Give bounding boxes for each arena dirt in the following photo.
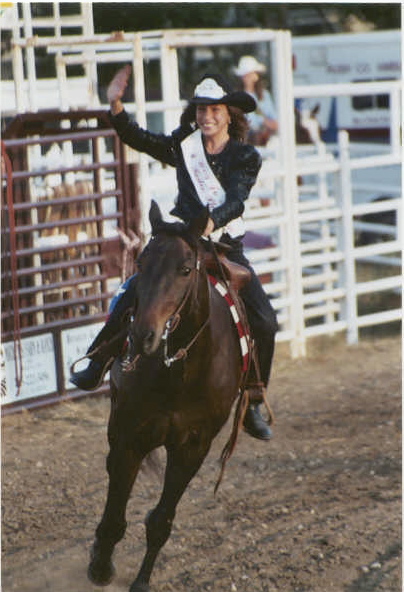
[2,332,401,592]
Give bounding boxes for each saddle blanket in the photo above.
[208,275,250,372]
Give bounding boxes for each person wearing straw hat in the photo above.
[234,55,278,146]
[70,65,278,441]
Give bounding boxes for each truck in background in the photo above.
[292,30,401,141]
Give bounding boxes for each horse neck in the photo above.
[188,262,210,324]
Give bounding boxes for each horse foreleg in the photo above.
[88,445,142,586]
[129,443,211,592]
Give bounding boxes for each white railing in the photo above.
[244,120,402,353]
[294,79,402,157]
[2,17,402,361]
[147,72,402,358]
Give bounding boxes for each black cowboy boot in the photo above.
[70,323,126,391]
[71,276,138,391]
[243,383,273,441]
[70,354,112,391]
[243,404,273,440]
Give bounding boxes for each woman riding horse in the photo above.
[71,65,278,441]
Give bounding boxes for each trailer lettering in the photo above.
[353,115,390,125]
[377,61,400,72]
[356,63,371,74]
[327,64,351,74]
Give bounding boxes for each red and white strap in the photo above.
[208,275,250,372]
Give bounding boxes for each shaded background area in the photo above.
[92,3,400,35]
[2,3,399,85]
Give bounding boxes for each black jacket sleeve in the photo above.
[210,144,262,230]
[108,109,178,166]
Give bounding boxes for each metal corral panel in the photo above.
[1,110,140,410]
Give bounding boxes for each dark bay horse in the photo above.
[88,201,250,592]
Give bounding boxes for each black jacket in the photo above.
[109,109,262,232]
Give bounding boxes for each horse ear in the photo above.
[311,104,320,117]
[149,200,163,234]
[188,206,210,239]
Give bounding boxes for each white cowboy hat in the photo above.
[234,55,266,77]
[189,74,256,113]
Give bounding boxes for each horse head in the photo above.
[128,201,209,357]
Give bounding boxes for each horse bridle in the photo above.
[162,236,236,367]
[161,254,211,367]
[124,247,210,372]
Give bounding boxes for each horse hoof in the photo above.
[88,560,115,587]
[87,546,116,586]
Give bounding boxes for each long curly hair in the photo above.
[180,103,249,143]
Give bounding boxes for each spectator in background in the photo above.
[234,55,278,146]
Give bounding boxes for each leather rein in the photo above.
[161,256,211,368]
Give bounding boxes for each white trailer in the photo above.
[292,30,401,139]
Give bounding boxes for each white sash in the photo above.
[181,129,245,239]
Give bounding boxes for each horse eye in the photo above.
[180,265,192,276]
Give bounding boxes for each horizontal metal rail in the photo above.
[1,313,108,341]
[10,160,120,181]
[1,255,105,279]
[2,235,119,259]
[2,274,108,298]
[3,128,116,147]
[2,189,122,211]
[1,291,114,318]
[8,211,122,234]
[294,79,402,98]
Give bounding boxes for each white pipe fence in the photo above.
[245,124,401,352]
[2,14,401,359]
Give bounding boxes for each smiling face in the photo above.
[196,103,231,140]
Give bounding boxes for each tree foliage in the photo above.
[92,2,400,34]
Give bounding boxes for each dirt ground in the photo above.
[1,332,401,592]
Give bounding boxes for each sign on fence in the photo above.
[1,334,58,405]
[61,323,105,391]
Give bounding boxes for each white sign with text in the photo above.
[1,334,58,405]
[61,323,105,391]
